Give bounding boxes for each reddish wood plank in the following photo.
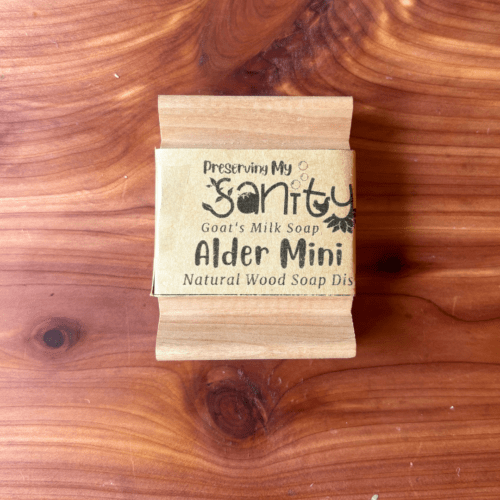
[1,0,499,498]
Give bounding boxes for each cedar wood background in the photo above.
[1,0,500,498]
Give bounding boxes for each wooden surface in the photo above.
[1,0,500,497]
[158,95,353,149]
[157,296,355,359]
[155,96,355,360]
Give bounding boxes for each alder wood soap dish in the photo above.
[152,96,356,360]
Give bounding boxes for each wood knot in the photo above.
[200,366,268,440]
[375,253,406,274]
[27,317,83,360]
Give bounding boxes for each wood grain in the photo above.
[1,0,500,498]
[155,95,355,360]
[158,95,353,149]
[157,296,355,360]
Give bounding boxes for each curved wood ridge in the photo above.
[1,0,499,498]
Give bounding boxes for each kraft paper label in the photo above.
[153,149,355,296]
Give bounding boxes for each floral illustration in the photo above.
[323,205,355,233]
[322,185,355,233]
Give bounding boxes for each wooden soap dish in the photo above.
[153,96,355,360]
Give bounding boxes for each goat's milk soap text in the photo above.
[154,149,354,296]
[152,95,356,360]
